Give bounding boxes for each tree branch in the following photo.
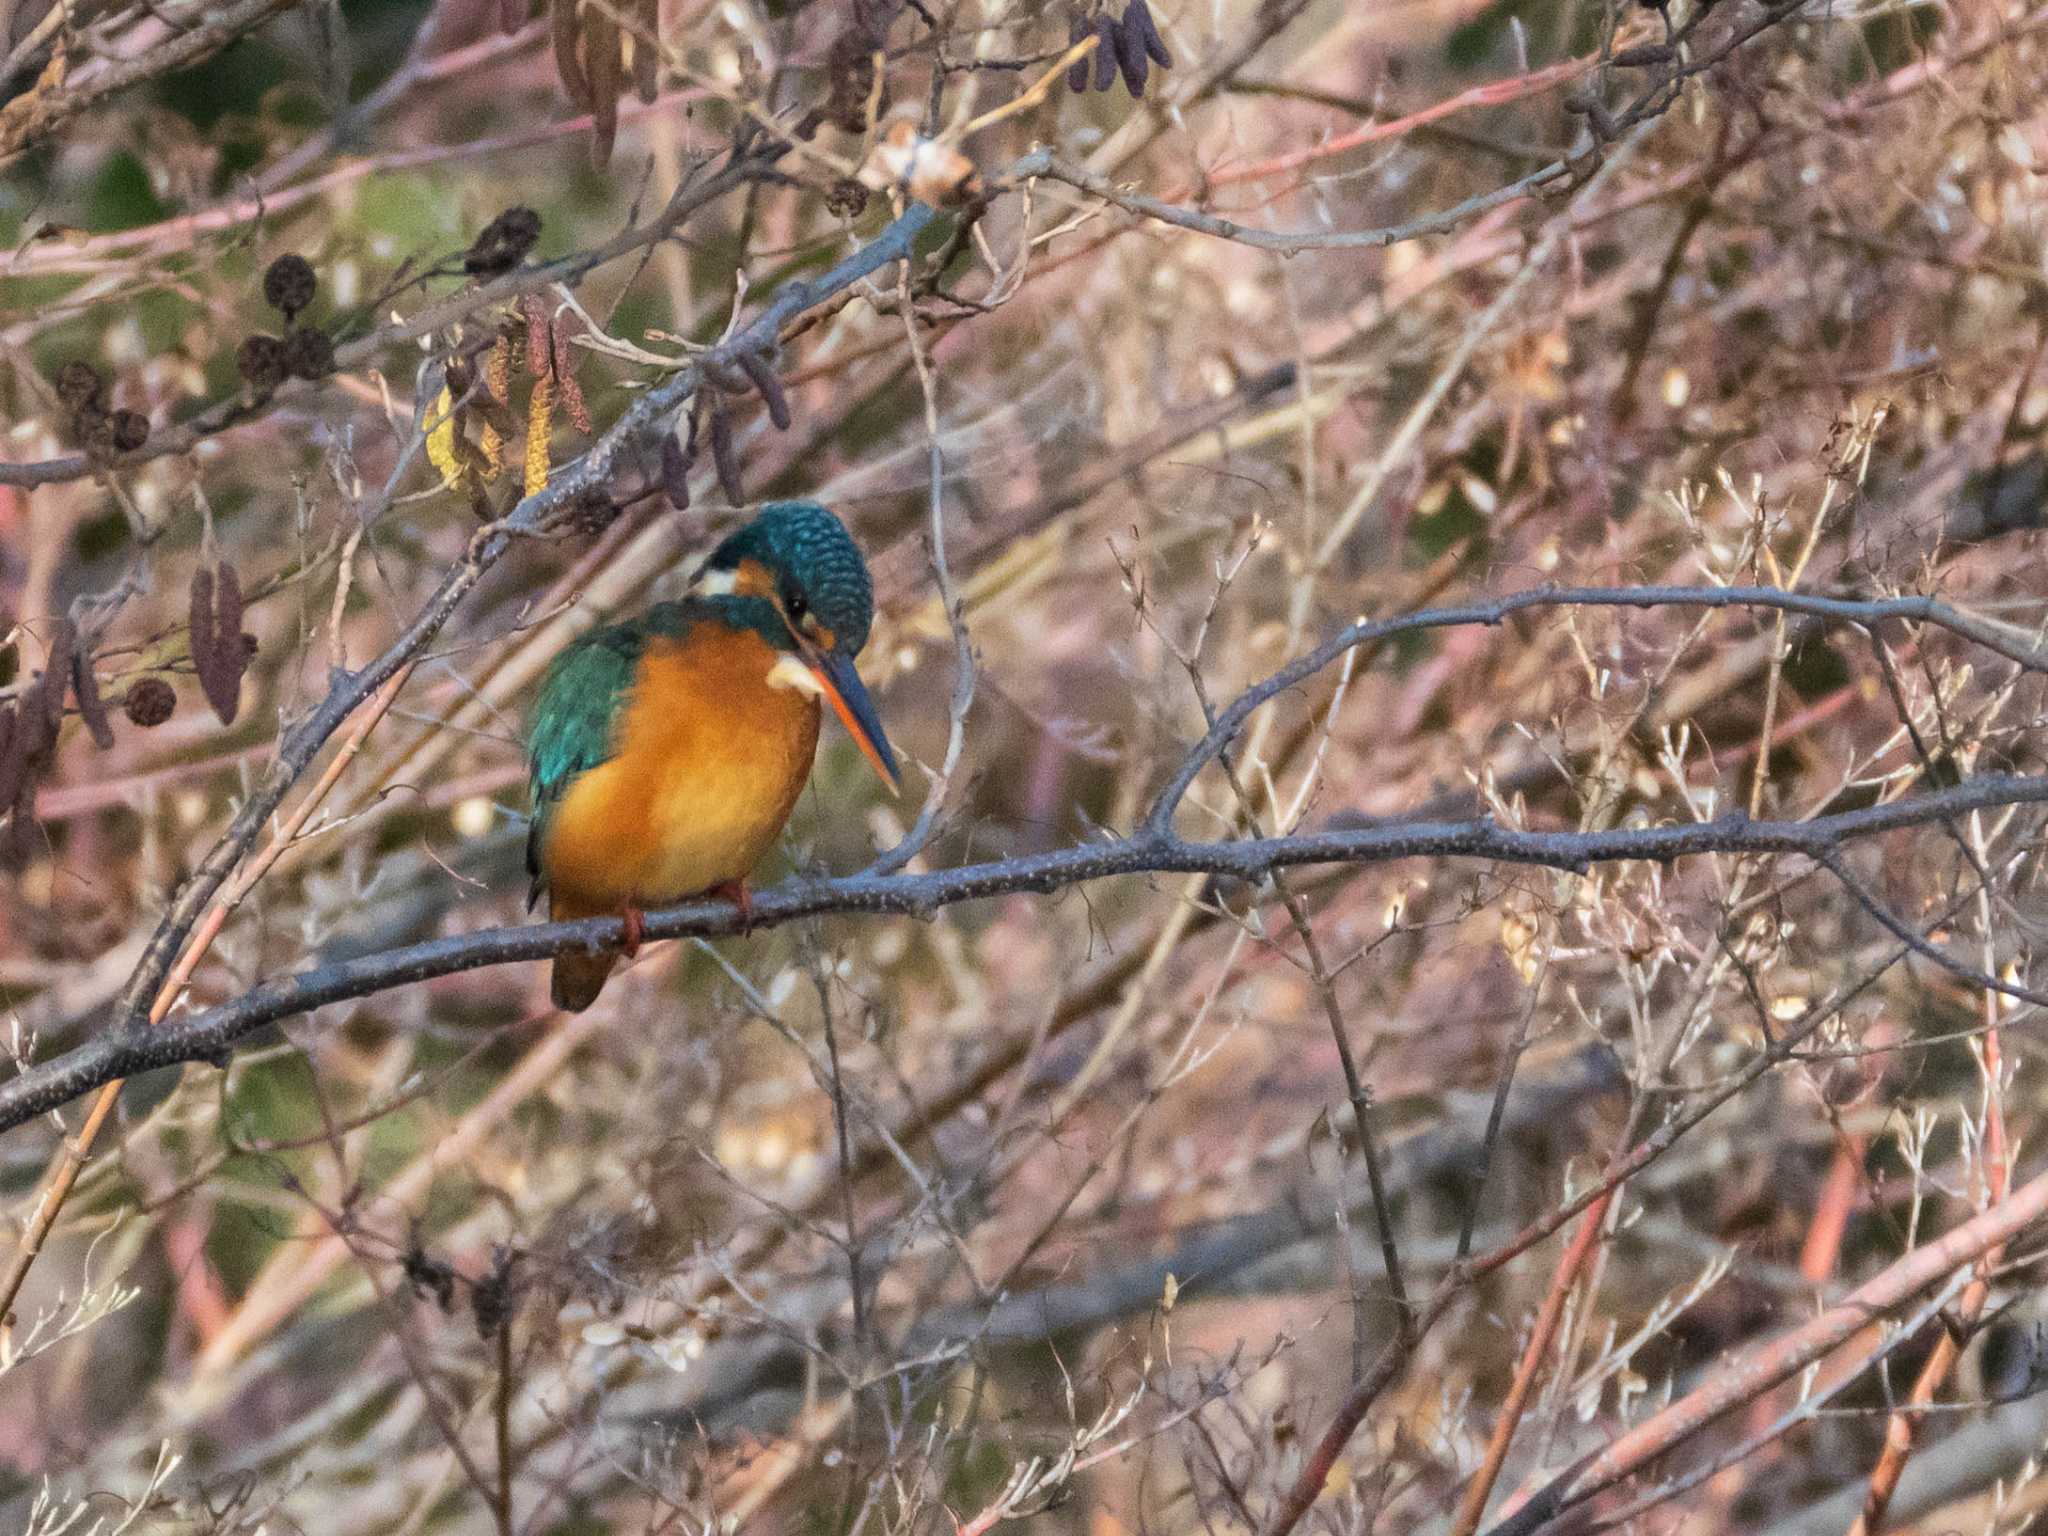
[41,196,939,1095]
[6,767,2048,1136]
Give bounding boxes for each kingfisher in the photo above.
[525,500,900,1011]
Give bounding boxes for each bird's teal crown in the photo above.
[703,500,875,655]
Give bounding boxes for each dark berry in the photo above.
[123,677,176,727]
[262,253,318,319]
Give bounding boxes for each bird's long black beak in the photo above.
[812,651,900,794]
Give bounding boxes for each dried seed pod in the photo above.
[708,402,742,504]
[109,410,150,452]
[523,294,552,378]
[190,564,248,725]
[123,677,176,727]
[660,432,692,510]
[215,565,244,672]
[1125,0,1172,66]
[1092,16,1120,92]
[189,564,215,687]
[631,0,658,102]
[464,207,543,276]
[38,620,74,739]
[55,359,104,411]
[735,350,791,431]
[282,327,336,381]
[1111,5,1149,95]
[262,253,318,320]
[1066,12,1092,91]
[553,314,591,432]
[6,772,36,864]
[551,0,591,107]
[586,6,622,167]
[237,333,290,393]
[71,646,114,749]
[0,705,19,809]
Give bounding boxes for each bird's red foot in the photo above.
[619,904,646,959]
[711,881,754,933]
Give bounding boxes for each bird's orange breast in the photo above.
[539,624,821,914]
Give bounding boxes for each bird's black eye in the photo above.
[786,592,808,621]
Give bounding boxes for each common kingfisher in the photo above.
[525,501,900,1011]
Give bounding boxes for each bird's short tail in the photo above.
[551,950,617,1013]
[547,892,617,1012]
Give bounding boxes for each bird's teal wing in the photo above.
[525,622,644,908]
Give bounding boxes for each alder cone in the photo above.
[123,678,176,727]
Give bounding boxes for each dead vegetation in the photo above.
[7,0,2048,1532]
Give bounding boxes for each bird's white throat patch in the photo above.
[765,653,826,697]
